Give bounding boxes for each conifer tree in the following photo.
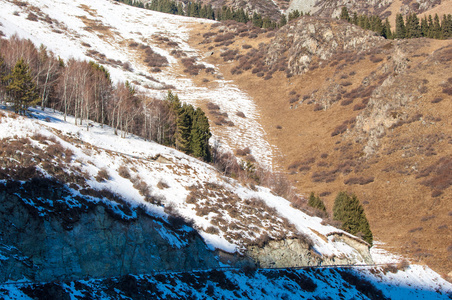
[421,16,429,37]
[252,12,263,28]
[190,107,211,161]
[406,13,421,38]
[308,192,326,212]
[395,14,406,39]
[175,104,193,152]
[279,14,287,27]
[442,14,452,39]
[288,10,300,22]
[3,58,39,114]
[352,12,358,25]
[340,7,350,22]
[382,18,392,39]
[433,14,442,39]
[333,192,373,245]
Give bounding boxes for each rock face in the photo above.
[247,234,372,268]
[0,180,221,282]
[0,179,373,282]
[265,17,384,76]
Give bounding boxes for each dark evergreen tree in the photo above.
[252,12,263,28]
[190,107,211,161]
[382,18,392,39]
[279,14,287,27]
[427,14,434,37]
[433,14,442,39]
[3,58,39,114]
[421,16,429,37]
[395,14,406,39]
[175,103,193,152]
[308,192,326,212]
[406,13,421,38]
[352,12,358,25]
[333,192,373,245]
[288,10,300,22]
[442,14,452,39]
[340,7,350,22]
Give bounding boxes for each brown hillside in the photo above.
[188,17,452,279]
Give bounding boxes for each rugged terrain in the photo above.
[190,16,452,278]
[0,0,451,298]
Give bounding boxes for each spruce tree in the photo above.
[340,7,350,22]
[175,104,193,152]
[3,58,39,114]
[395,14,406,39]
[190,108,211,161]
[279,14,287,27]
[333,191,373,245]
[382,18,392,39]
[421,16,429,37]
[308,192,326,212]
[433,14,442,39]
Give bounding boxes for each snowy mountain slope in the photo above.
[0,107,366,260]
[0,107,451,297]
[0,0,275,167]
[1,266,451,299]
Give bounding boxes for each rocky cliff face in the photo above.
[0,179,222,282]
[247,234,372,268]
[265,17,384,76]
[0,177,373,282]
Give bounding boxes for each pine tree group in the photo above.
[166,91,211,161]
[333,191,373,245]
[340,7,451,40]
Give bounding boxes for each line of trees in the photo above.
[0,35,212,161]
[340,7,452,40]
[117,0,280,29]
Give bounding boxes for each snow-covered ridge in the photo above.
[0,107,365,260]
[0,0,275,167]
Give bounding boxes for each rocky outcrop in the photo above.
[246,235,372,268]
[0,179,221,282]
[265,17,384,76]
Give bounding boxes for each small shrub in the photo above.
[205,226,219,234]
[313,104,323,111]
[118,165,130,179]
[431,97,442,103]
[236,111,246,118]
[96,168,110,182]
[340,99,353,106]
[207,102,220,111]
[26,12,38,21]
[331,123,348,136]
[235,147,251,156]
[344,176,374,185]
[157,180,169,189]
[397,259,410,271]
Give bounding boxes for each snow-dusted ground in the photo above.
[0,0,275,167]
[0,107,451,298]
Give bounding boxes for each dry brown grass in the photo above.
[187,22,452,276]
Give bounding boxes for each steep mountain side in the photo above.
[190,17,452,278]
[0,108,376,279]
[0,179,222,282]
